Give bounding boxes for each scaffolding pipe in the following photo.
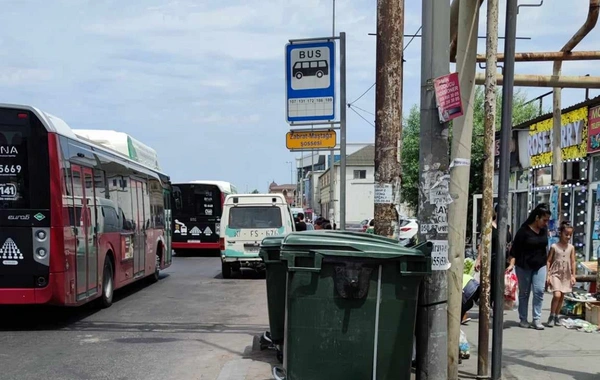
[552,0,599,194]
[476,50,600,62]
[474,73,600,88]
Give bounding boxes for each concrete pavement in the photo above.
[0,256,277,380]
[458,295,600,379]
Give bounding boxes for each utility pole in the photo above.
[478,0,499,376]
[492,0,518,378]
[447,1,479,377]
[374,0,403,238]
[415,0,450,379]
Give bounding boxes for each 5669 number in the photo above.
[0,165,22,174]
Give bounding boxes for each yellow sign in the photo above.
[528,106,588,167]
[286,130,337,150]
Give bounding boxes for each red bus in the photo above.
[171,181,237,252]
[0,104,172,307]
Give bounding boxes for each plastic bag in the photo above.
[459,329,470,359]
[504,268,519,311]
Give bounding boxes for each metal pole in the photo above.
[476,50,600,62]
[300,155,304,208]
[478,0,499,376]
[447,1,479,377]
[374,0,403,239]
[339,31,347,230]
[492,0,518,378]
[416,0,450,378]
[329,0,336,225]
[474,73,600,88]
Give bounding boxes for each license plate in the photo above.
[245,246,259,253]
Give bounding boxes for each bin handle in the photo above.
[399,257,432,276]
[286,252,323,273]
[272,366,286,380]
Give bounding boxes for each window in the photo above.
[101,205,120,233]
[318,61,327,68]
[353,170,367,179]
[229,206,283,229]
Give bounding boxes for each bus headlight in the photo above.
[36,230,47,241]
[36,248,48,258]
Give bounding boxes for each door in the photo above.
[83,167,98,295]
[71,165,87,298]
[131,179,146,275]
[71,165,98,299]
[163,188,172,265]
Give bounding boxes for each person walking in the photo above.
[510,203,551,330]
[546,220,576,327]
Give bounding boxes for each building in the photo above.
[268,181,295,206]
[471,95,600,262]
[294,143,373,209]
[318,145,376,224]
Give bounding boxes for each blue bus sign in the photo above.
[285,40,336,124]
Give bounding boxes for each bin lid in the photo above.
[281,230,432,259]
[260,235,286,249]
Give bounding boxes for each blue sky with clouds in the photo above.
[0,0,598,192]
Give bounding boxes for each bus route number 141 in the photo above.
[0,183,17,200]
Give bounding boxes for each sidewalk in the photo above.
[458,295,600,379]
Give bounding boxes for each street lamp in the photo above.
[285,161,294,185]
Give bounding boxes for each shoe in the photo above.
[519,320,530,328]
[531,320,545,330]
[546,315,554,327]
[554,316,561,327]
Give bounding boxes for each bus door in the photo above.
[163,188,173,265]
[131,179,146,276]
[71,165,98,299]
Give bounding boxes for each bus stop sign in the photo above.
[285,40,336,124]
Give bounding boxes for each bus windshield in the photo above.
[0,112,31,209]
[173,184,222,217]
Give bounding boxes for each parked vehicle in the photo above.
[219,194,295,278]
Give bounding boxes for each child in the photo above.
[546,221,577,327]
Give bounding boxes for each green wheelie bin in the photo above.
[272,230,432,380]
[258,235,287,359]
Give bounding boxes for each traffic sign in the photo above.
[286,130,337,150]
[285,40,336,124]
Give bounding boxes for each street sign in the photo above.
[433,72,463,123]
[286,130,337,150]
[285,40,336,124]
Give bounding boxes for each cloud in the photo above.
[0,0,598,191]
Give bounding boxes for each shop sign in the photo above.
[587,105,600,153]
[527,107,588,167]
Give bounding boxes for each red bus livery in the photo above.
[0,104,172,307]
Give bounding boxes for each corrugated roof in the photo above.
[513,95,600,130]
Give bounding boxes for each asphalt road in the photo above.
[0,254,277,380]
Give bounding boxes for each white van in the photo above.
[219,193,295,278]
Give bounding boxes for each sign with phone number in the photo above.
[430,240,451,271]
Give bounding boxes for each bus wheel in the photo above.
[222,261,233,279]
[101,257,114,308]
[316,70,324,78]
[150,249,161,283]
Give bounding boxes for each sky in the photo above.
[0,0,598,192]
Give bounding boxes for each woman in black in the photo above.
[510,203,551,330]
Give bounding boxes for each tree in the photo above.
[401,88,542,219]
[251,189,260,194]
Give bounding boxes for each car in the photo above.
[398,218,419,240]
